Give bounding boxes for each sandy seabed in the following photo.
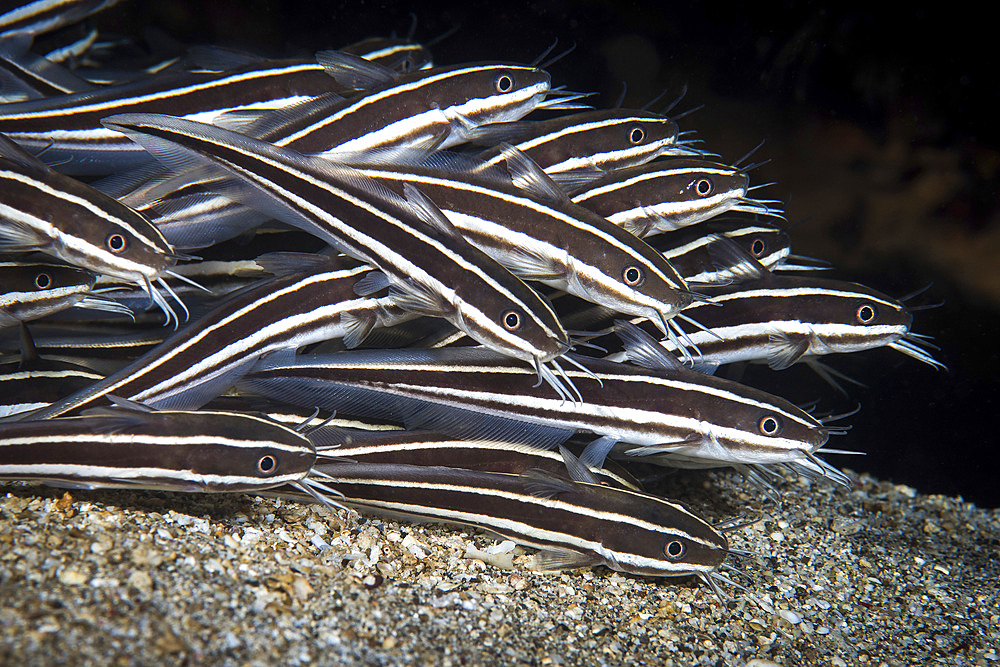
[1,469,997,666]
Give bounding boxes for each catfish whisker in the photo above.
[157,276,190,323]
[560,353,603,389]
[549,357,583,404]
[166,269,213,294]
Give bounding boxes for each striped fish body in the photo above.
[104,113,571,372]
[607,275,917,371]
[646,215,792,285]
[0,408,316,492]
[570,159,750,238]
[314,429,641,490]
[0,34,98,102]
[0,321,167,369]
[338,37,433,73]
[16,263,412,420]
[0,134,176,286]
[305,461,726,577]
[239,346,829,470]
[0,360,102,417]
[343,159,693,328]
[0,260,95,326]
[0,0,120,39]
[262,61,552,156]
[471,108,680,177]
[33,17,98,65]
[121,62,555,249]
[0,58,340,173]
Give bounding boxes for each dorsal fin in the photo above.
[315,49,397,90]
[497,143,571,205]
[351,270,390,296]
[521,468,575,499]
[400,183,464,240]
[558,445,600,485]
[705,234,769,283]
[0,132,52,173]
[614,320,684,373]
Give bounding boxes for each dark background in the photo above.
[74,2,999,506]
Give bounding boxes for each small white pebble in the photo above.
[485,540,517,555]
[127,570,153,594]
[816,626,831,635]
[241,528,262,546]
[778,609,801,625]
[769,531,784,542]
[57,569,87,586]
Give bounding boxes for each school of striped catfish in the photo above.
[0,0,944,593]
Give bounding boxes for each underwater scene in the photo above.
[0,1,996,665]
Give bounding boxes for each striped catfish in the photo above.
[237,329,832,476]
[604,274,945,374]
[0,134,188,326]
[12,260,415,420]
[0,55,345,173]
[119,57,575,249]
[261,53,575,156]
[340,149,697,334]
[0,407,316,493]
[288,461,728,578]
[104,114,578,400]
[645,215,794,285]
[468,108,680,179]
[570,159,777,238]
[0,260,130,326]
[308,429,641,490]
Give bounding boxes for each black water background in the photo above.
[88,2,999,507]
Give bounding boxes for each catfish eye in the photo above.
[257,455,277,475]
[107,233,127,253]
[34,272,51,289]
[664,540,686,560]
[495,74,513,93]
[856,303,877,324]
[502,309,522,331]
[629,127,645,144]
[694,178,713,197]
[750,238,766,257]
[622,265,644,287]
[758,415,782,436]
